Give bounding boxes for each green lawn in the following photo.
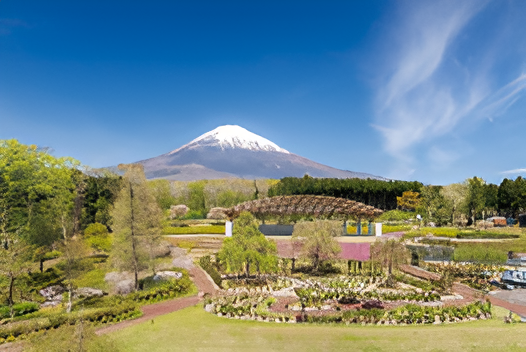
[109,305,526,352]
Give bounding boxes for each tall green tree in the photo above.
[147,179,176,211]
[111,164,163,290]
[416,186,452,226]
[0,233,33,316]
[466,177,486,224]
[440,183,468,226]
[81,171,122,229]
[0,140,78,246]
[498,177,526,217]
[218,212,277,276]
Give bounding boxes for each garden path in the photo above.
[96,265,216,335]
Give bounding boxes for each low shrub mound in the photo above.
[199,256,222,286]
[0,302,39,319]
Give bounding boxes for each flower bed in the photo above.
[220,276,294,291]
[204,292,491,325]
[203,273,492,326]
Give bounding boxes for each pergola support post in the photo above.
[356,220,362,235]
[225,220,233,237]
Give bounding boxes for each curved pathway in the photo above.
[96,266,216,335]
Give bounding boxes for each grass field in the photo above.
[109,305,526,351]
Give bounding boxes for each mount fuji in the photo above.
[137,125,385,181]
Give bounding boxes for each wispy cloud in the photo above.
[0,19,29,35]
[371,0,526,179]
[501,168,526,175]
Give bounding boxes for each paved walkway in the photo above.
[96,266,216,335]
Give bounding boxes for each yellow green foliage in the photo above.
[397,191,420,211]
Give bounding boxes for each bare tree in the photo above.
[371,239,409,282]
[292,220,341,271]
[111,164,163,290]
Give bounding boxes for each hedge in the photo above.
[0,303,39,319]
[199,256,222,286]
[0,303,140,343]
[304,301,492,325]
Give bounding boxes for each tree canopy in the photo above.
[218,212,277,276]
[268,175,422,210]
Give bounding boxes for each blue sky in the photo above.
[1,0,525,185]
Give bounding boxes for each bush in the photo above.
[84,223,109,237]
[85,234,113,252]
[182,210,207,220]
[84,223,112,252]
[199,256,222,286]
[22,267,64,291]
[0,302,39,319]
[378,210,415,222]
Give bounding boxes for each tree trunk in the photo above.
[291,258,296,272]
[245,262,250,277]
[129,182,139,291]
[8,274,15,317]
[66,286,73,313]
[40,258,44,273]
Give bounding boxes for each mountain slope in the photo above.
[137,125,386,181]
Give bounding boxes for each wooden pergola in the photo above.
[223,195,383,220]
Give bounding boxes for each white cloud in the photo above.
[501,168,526,175]
[372,0,526,176]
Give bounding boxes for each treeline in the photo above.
[0,140,121,250]
[268,176,422,210]
[416,176,526,226]
[149,178,278,217]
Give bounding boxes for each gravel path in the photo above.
[96,266,216,335]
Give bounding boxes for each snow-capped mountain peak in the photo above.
[170,125,290,154]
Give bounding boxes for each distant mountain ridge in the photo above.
[136,125,387,181]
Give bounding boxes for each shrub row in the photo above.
[304,301,492,325]
[294,287,440,307]
[0,303,140,343]
[0,302,39,319]
[127,277,193,304]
